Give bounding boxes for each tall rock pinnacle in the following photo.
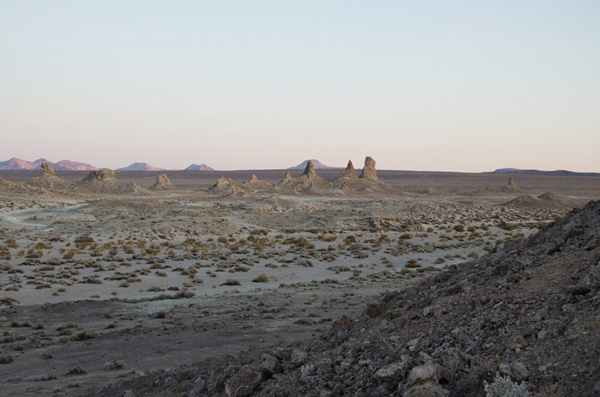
[302,160,317,179]
[359,156,378,180]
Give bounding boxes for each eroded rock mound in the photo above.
[208,175,242,196]
[504,192,586,210]
[338,160,358,179]
[359,156,378,180]
[77,168,147,195]
[241,175,273,192]
[39,161,56,177]
[152,174,172,190]
[508,176,517,188]
[83,168,116,182]
[281,169,292,183]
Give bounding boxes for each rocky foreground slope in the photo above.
[100,200,600,396]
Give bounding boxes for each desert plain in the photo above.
[0,159,598,396]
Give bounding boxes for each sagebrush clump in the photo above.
[484,373,531,397]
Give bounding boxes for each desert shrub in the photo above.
[323,236,337,242]
[252,274,269,283]
[70,331,93,341]
[217,236,228,244]
[434,257,445,264]
[153,311,167,319]
[104,359,125,371]
[66,364,86,375]
[40,351,53,360]
[404,259,419,268]
[484,373,530,397]
[343,235,356,244]
[5,238,18,248]
[454,224,465,232]
[297,259,313,267]
[222,279,241,286]
[105,322,117,329]
[0,353,13,364]
[400,233,413,240]
[33,323,44,330]
[12,343,25,351]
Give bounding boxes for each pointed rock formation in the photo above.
[281,169,292,183]
[242,175,273,192]
[152,174,172,189]
[508,177,517,189]
[338,160,358,179]
[302,160,317,179]
[39,161,56,177]
[82,168,116,182]
[359,156,378,180]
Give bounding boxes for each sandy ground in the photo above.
[0,171,597,395]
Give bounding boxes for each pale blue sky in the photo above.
[1,1,599,171]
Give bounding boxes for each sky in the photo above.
[1,1,599,171]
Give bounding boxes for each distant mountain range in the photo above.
[116,162,163,171]
[290,159,340,170]
[0,157,97,171]
[0,158,215,172]
[493,168,600,177]
[184,164,214,171]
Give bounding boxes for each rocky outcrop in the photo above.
[301,160,317,179]
[152,174,172,189]
[39,162,56,177]
[82,168,116,182]
[359,156,378,180]
[508,177,517,189]
[338,160,358,179]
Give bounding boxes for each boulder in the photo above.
[404,361,444,397]
[290,350,308,366]
[224,365,264,397]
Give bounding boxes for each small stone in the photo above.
[290,349,308,366]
